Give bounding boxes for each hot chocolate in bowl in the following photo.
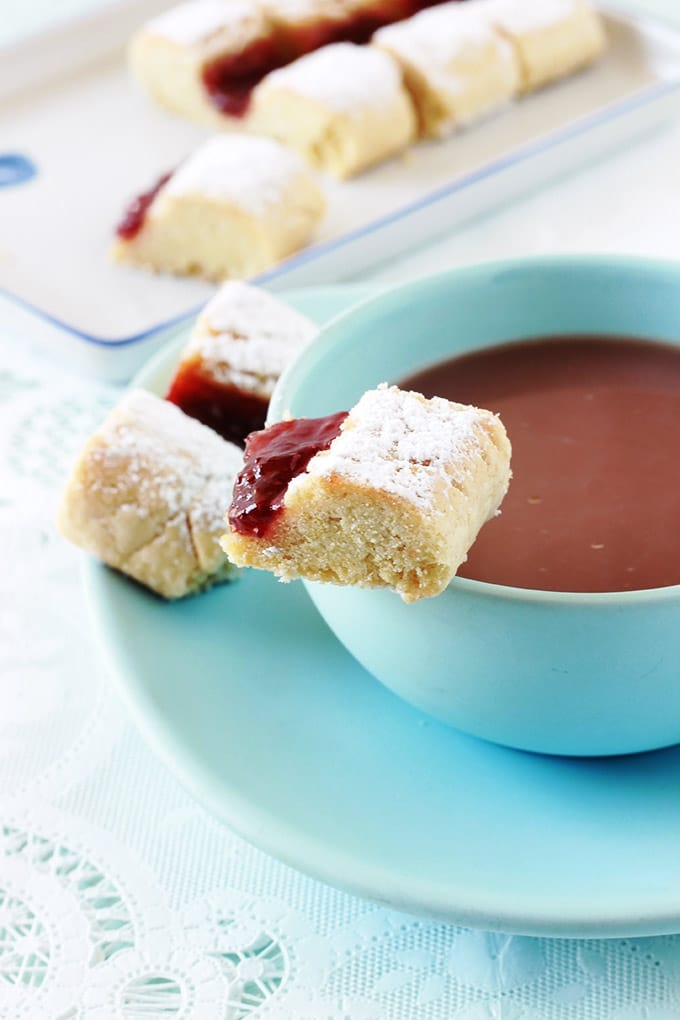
[268,256,680,757]
[402,335,680,596]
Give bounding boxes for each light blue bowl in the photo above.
[269,255,680,757]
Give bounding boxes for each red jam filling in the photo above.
[281,0,458,52]
[166,362,269,448]
[200,0,465,115]
[229,410,348,537]
[201,36,285,116]
[277,17,347,58]
[115,171,172,240]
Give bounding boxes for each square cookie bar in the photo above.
[251,43,417,177]
[58,390,244,599]
[112,135,325,280]
[481,0,606,93]
[129,0,282,126]
[222,385,511,602]
[166,282,319,446]
[374,2,519,138]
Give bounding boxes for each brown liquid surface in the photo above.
[400,336,680,593]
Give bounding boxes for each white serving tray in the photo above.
[1,2,680,380]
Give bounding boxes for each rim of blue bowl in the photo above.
[270,253,680,608]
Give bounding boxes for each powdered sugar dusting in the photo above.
[257,43,405,112]
[376,3,497,65]
[298,385,499,510]
[375,3,517,99]
[479,0,581,35]
[157,136,310,214]
[91,389,242,535]
[144,0,263,45]
[186,282,318,394]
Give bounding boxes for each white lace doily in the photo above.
[3,335,680,1020]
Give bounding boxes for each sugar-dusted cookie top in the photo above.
[58,389,244,598]
[373,1,519,136]
[480,0,587,34]
[478,0,606,93]
[158,135,315,213]
[141,0,268,46]
[186,281,319,389]
[81,389,239,523]
[374,3,516,93]
[292,384,506,510]
[257,41,408,112]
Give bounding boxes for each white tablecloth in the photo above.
[5,2,680,1018]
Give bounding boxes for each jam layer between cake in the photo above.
[229,411,348,536]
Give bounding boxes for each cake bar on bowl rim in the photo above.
[223,384,512,602]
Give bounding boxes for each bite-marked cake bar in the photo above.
[58,390,244,599]
[251,42,417,177]
[129,0,281,126]
[112,135,325,281]
[480,0,606,94]
[166,282,319,446]
[222,384,511,602]
[374,2,519,138]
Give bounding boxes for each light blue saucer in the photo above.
[84,286,680,938]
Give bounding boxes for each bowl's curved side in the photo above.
[305,578,680,757]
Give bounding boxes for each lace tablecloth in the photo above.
[3,308,680,1020]
[6,0,680,1002]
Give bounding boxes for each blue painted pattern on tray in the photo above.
[0,154,37,188]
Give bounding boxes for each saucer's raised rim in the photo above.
[270,252,680,607]
[82,557,680,939]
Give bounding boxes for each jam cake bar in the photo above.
[112,135,325,280]
[250,42,416,177]
[374,2,519,138]
[222,384,511,601]
[58,390,244,599]
[129,0,434,126]
[166,281,319,446]
[129,0,283,125]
